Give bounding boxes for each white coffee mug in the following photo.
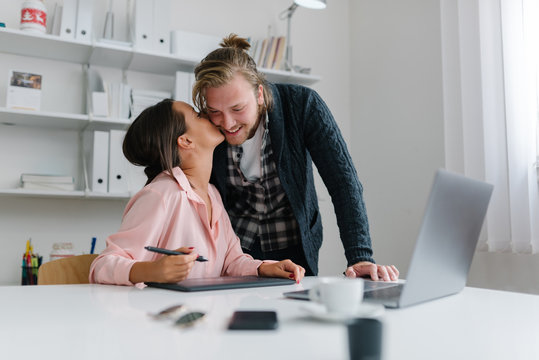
[309,277,364,315]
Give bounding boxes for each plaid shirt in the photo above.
[226,116,300,252]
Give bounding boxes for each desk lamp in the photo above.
[279,0,327,71]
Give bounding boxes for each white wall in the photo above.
[349,0,539,295]
[349,0,445,277]
[0,0,351,284]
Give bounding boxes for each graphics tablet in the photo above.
[146,276,295,292]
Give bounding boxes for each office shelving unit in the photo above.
[0,28,321,83]
[0,28,321,200]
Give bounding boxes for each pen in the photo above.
[144,246,208,262]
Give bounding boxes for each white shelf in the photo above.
[0,188,131,200]
[0,108,131,131]
[85,191,131,200]
[90,42,133,69]
[0,28,321,202]
[0,188,86,199]
[86,115,132,131]
[129,48,197,75]
[0,28,92,63]
[0,107,88,130]
[0,28,321,85]
[259,67,321,86]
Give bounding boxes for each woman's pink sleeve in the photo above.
[89,189,166,285]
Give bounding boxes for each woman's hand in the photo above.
[129,247,198,284]
[257,259,305,284]
[151,247,199,283]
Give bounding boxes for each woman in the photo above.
[89,99,305,286]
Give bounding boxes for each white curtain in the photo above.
[441,0,539,253]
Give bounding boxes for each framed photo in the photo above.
[6,70,42,111]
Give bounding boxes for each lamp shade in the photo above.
[294,0,327,10]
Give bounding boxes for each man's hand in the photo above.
[345,261,399,281]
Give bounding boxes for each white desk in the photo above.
[1,277,539,359]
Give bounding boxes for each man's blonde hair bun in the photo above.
[193,33,273,114]
[220,33,251,52]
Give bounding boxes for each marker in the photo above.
[21,255,27,285]
[144,246,208,262]
[90,237,97,254]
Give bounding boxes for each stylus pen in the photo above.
[144,246,208,262]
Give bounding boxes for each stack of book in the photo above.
[249,36,287,70]
[20,174,75,191]
[131,89,172,120]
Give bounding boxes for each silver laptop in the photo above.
[284,169,493,308]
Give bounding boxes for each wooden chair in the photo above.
[37,254,98,285]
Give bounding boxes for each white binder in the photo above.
[108,130,129,193]
[85,66,105,115]
[50,4,63,36]
[132,0,154,51]
[75,0,94,42]
[91,91,109,117]
[170,30,221,61]
[60,0,77,39]
[152,0,171,53]
[83,130,109,193]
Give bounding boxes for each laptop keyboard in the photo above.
[283,280,404,303]
[363,283,403,300]
[364,280,400,292]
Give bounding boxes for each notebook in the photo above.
[146,276,295,292]
[284,169,493,308]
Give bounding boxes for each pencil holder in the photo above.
[21,265,39,285]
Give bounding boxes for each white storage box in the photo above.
[170,30,221,61]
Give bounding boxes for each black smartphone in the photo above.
[227,310,278,330]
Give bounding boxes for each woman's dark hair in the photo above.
[123,98,186,185]
[193,33,273,115]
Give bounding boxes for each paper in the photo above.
[86,67,105,115]
[6,70,42,111]
[92,92,109,117]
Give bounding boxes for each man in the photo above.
[193,34,398,281]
